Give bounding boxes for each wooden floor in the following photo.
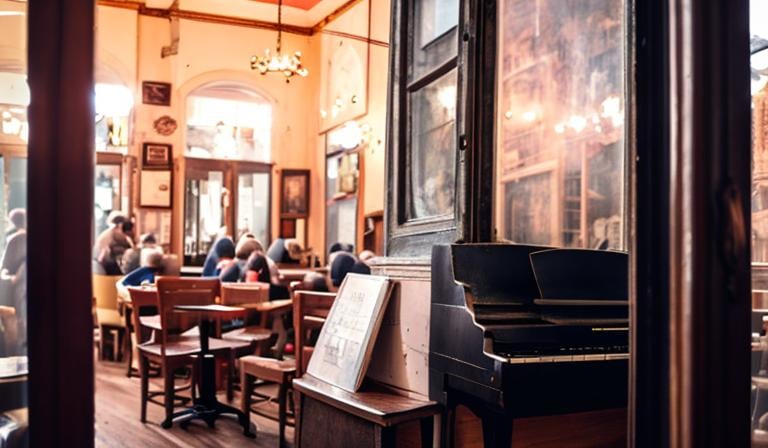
[95,360,293,447]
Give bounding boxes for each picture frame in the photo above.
[280,169,310,218]
[139,169,173,208]
[142,142,172,169]
[142,81,172,106]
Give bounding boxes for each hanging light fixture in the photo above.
[250,0,309,82]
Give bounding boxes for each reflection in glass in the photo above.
[495,0,625,249]
[411,0,459,81]
[237,173,270,245]
[0,1,28,442]
[409,69,457,219]
[750,1,768,445]
[419,0,459,46]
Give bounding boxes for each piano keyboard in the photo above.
[503,353,630,364]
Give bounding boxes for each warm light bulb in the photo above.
[569,115,587,132]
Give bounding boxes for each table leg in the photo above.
[174,319,255,437]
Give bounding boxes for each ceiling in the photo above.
[253,0,323,11]
[177,0,354,28]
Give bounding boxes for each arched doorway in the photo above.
[182,81,273,266]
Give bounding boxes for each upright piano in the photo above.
[429,244,629,447]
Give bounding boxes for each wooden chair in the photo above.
[240,290,336,447]
[293,291,336,378]
[129,286,193,426]
[93,274,126,361]
[220,282,272,351]
[134,278,249,428]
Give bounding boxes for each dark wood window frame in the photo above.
[385,0,471,257]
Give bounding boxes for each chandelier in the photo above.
[250,0,309,82]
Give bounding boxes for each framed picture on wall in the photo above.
[280,169,310,218]
[140,169,173,208]
[142,143,172,169]
[142,81,172,106]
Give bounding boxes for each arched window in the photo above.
[94,83,132,152]
[186,82,272,162]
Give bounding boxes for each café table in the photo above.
[172,304,254,436]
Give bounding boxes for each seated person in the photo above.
[201,237,235,277]
[328,242,354,257]
[220,237,263,283]
[120,233,162,274]
[358,250,376,264]
[244,252,271,284]
[116,251,179,299]
[243,252,293,299]
[350,260,371,276]
[93,212,134,275]
[266,238,304,264]
[296,271,329,293]
[329,252,358,288]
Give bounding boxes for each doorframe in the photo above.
[27,0,96,445]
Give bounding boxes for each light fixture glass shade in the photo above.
[249,0,309,82]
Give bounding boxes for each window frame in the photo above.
[385,0,470,257]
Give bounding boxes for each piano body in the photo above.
[429,243,629,447]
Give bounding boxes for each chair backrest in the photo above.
[93,274,123,311]
[220,282,269,306]
[293,290,336,378]
[128,287,159,345]
[155,277,220,352]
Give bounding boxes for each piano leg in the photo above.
[440,404,455,448]
[481,413,513,448]
[420,416,434,448]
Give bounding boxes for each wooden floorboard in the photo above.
[95,360,293,447]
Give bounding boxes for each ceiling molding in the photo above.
[96,0,388,47]
[309,0,362,33]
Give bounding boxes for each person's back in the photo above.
[93,212,133,274]
[202,237,235,277]
[1,230,26,277]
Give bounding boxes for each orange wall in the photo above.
[93,1,389,260]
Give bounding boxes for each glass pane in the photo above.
[0,0,28,441]
[94,164,120,237]
[410,0,459,81]
[186,89,272,162]
[751,0,768,444]
[183,171,224,266]
[495,0,626,249]
[94,84,131,153]
[237,172,270,246]
[326,197,357,254]
[408,69,457,220]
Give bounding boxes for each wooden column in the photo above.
[27,0,96,446]
[633,0,752,446]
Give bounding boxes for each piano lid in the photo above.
[451,243,551,308]
[530,249,629,304]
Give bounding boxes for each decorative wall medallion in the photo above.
[153,115,178,136]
